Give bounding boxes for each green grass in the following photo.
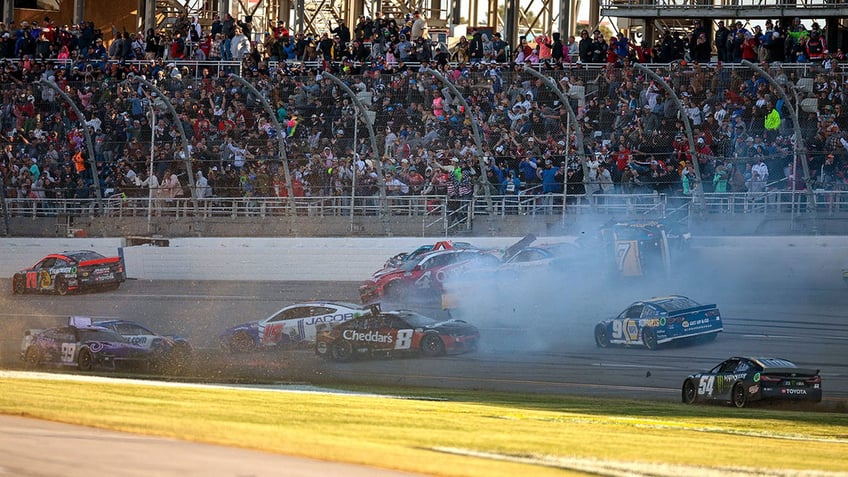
[2,377,847,477]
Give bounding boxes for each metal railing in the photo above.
[6,190,848,221]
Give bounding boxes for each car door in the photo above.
[116,323,154,348]
[612,304,643,344]
[260,305,311,346]
[698,359,740,401]
[27,257,56,291]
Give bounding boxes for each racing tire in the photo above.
[24,347,41,369]
[12,275,25,295]
[732,382,747,408]
[420,334,446,357]
[331,340,353,362]
[228,332,255,354]
[682,379,697,404]
[77,348,94,371]
[642,328,658,350]
[594,324,610,348]
[55,276,69,296]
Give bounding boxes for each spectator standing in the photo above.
[230,27,250,60]
[221,13,235,60]
[410,11,428,42]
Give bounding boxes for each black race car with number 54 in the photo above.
[682,357,823,408]
[315,307,479,362]
[11,250,125,295]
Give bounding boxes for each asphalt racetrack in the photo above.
[2,274,847,402]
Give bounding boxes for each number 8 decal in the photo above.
[395,329,413,350]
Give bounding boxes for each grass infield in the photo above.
[2,377,847,477]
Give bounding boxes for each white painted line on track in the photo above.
[592,362,679,370]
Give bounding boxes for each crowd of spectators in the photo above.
[1,12,847,218]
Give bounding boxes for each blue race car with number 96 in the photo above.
[594,295,722,350]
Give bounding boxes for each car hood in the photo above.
[425,319,478,335]
[221,322,260,336]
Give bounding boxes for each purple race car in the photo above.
[21,316,153,371]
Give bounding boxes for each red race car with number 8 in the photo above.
[315,306,479,362]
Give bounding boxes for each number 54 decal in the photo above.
[698,375,715,396]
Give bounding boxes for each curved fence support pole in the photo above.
[422,67,494,233]
[521,67,589,217]
[227,73,297,234]
[123,76,199,221]
[633,64,705,211]
[741,60,817,233]
[0,174,9,236]
[39,79,103,211]
[321,71,391,235]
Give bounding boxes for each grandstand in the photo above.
[1,1,847,238]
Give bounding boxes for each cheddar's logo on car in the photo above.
[342,330,394,343]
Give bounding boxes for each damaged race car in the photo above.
[21,316,153,371]
[682,357,822,408]
[219,302,366,353]
[11,250,125,295]
[95,319,192,373]
[594,295,722,350]
[315,306,479,362]
[360,235,536,304]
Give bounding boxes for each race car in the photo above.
[359,248,502,304]
[594,295,722,350]
[682,357,823,408]
[380,240,478,271]
[95,319,192,373]
[600,219,690,278]
[315,306,479,362]
[11,250,125,295]
[21,316,152,371]
[219,302,366,353]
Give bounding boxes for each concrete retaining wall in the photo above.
[2,236,848,283]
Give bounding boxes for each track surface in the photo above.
[2,278,847,401]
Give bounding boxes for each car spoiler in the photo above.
[667,304,718,315]
[763,367,820,377]
[78,256,121,267]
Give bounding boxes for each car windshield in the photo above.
[652,296,700,312]
[78,328,128,343]
[389,311,438,328]
[67,251,106,262]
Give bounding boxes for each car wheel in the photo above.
[420,334,446,357]
[24,347,41,369]
[55,276,69,296]
[732,382,747,408]
[682,379,697,404]
[229,332,254,354]
[12,275,25,295]
[315,340,330,357]
[77,348,94,371]
[643,328,658,350]
[331,340,353,362]
[594,324,610,348]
